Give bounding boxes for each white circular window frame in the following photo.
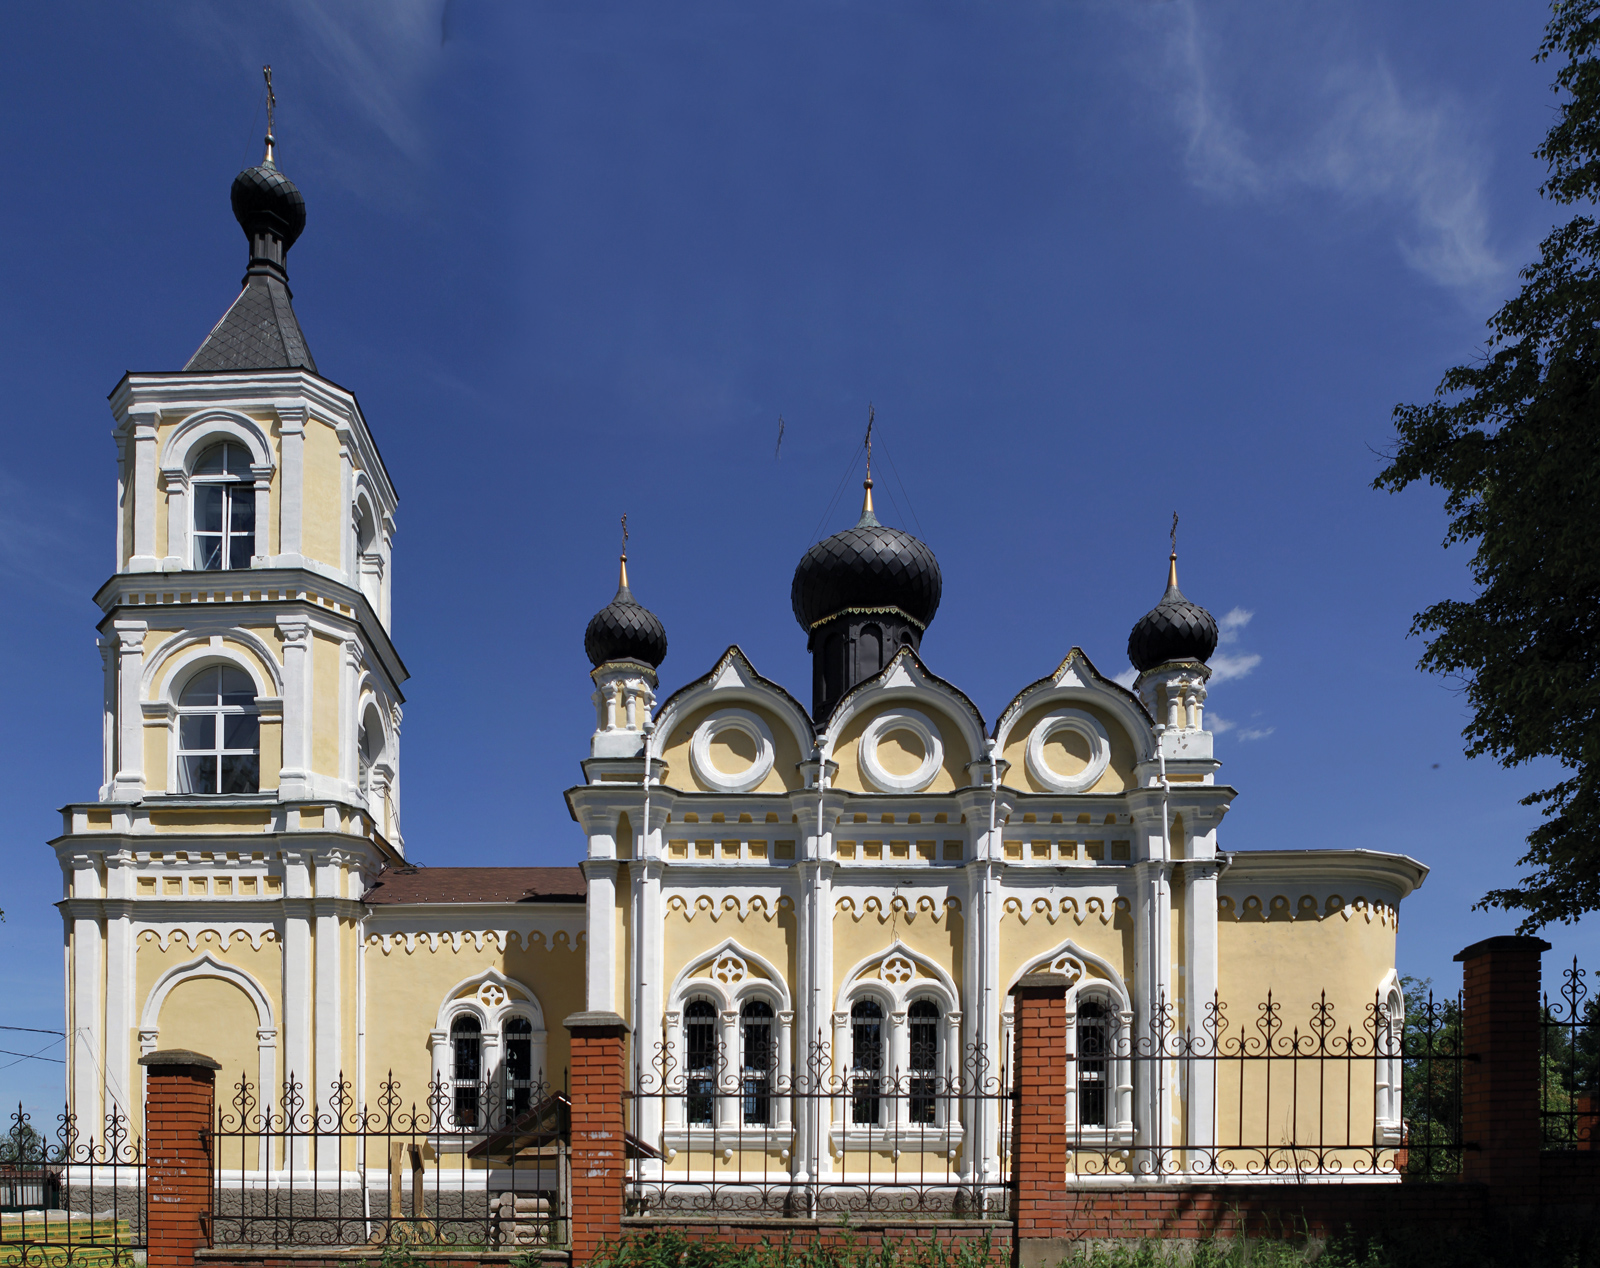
[1025,708,1111,794]
[859,708,944,794]
[690,708,777,794]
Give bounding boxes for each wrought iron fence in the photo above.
[1540,958,1600,1151]
[210,1069,569,1250]
[1059,988,1465,1181]
[626,1036,1013,1219]
[0,1103,143,1266]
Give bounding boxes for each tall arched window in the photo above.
[684,1000,718,1127]
[850,999,885,1126]
[858,623,882,676]
[191,442,255,571]
[451,1014,482,1129]
[740,1000,774,1126]
[176,666,259,795]
[503,1016,534,1121]
[907,999,940,1125]
[1076,998,1110,1129]
[358,707,383,798]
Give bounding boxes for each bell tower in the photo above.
[56,93,407,1133]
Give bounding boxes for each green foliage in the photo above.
[1374,0,1600,929]
[586,1230,1001,1268]
[1396,976,1465,1178]
[0,1115,45,1164]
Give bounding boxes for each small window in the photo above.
[191,442,255,571]
[503,1016,535,1121]
[176,666,259,795]
[451,1014,482,1129]
[740,1000,774,1126]
[1076,998,1110,1129]
[908,999,940,1125]
[684,999,718,1126]
[850,999,885,1125]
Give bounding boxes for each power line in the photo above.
[0,1026,63,1037]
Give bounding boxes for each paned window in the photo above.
[176,666,259,795]
[740,1000,774,1126]
[908,999,940,1125]
[1076,998,1110,1129]
[191,442,255,571]
[684,1000,718,1127]
[504,1016,534,1121]
[451,1014,482,1129]
[850,999,885,1125]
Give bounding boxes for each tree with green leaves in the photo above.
[1376,0,1600,929]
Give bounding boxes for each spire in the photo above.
[617,514,632,594]
[857,405,881,527]
[184,68,316,374]
[1167,552,1179,592]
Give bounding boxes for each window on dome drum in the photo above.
[850,999,885,1125]
[1076,998,1110,1129]
[503,1016,534,1119]
[740,1000,774,1126]
[908,999,940,1125]
[191,442,255,571]
[684,1000,717,1127]
[859,623,882,676]
[176,666,260,795]
[451,1015,482,1129]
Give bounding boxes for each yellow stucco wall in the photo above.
[832,904,963,1000]
[663,904,798,997]
[301,419,344,571]
[312,633,341,779]
[998,898,1134,990]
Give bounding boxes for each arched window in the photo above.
[740,1000,774,1126]
[191,442,255,571]
[358,707,383,798]
[503,1016,535,1121]
[850,999,885,1125]
[177,666,259,795]
[451,1014,482,1129]
[907,999,940,1125]
[1076,998,1111,1129]
[858,624,882,676]
[684,1000,718,1127]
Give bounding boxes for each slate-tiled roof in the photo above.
[585,579,668,668]
[184,273,317,373]
[362,867,586,906]
[792,512,942,632]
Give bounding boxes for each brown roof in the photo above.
[362,866,586,905]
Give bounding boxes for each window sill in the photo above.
[829,1125,964,1158]
[1064,1127,1137,1149]
[662,1127,793,1158]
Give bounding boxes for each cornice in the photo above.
[92,567,408,692]
[1219,848,1428,900]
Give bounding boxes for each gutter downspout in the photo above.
[1154,723,1171,1179]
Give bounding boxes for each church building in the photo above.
[52,138,1427,1184]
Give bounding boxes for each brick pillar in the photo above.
[1010,974,1069,1266]
[139,1048,220,1268]
[1454,935,1550,1202]
[565,1011,630,1263]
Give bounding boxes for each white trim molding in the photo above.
[1024,707,1111,794]
[689,709,777,794]
[858,708,944,794]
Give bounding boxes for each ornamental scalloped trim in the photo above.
[140,925,277,951]
[834,894,960,924]
[665,893,790,923]
[1002,895,1129,926]
[1216,894,1395,927]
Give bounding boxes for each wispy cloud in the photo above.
[1113,667,1139,690]
[1209,651,1262,683]
[1237,726,1276,742]
[1218,608,1253,643]
[1152,2,1503,294]
[1208,713,1235,734]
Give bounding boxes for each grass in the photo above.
[0,1215,137,1268]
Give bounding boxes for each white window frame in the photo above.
[157,410,274,573]
[427,972,549,1146]
[173,662,261,796]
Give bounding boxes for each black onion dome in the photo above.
[792,483,942,632]
[231,160,306,251]
[585,559,667,669]
[1127,555,1218,673]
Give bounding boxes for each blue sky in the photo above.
[0,0,1590,1115]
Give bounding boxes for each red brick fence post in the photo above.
[1010,973,1070,1266]
[139,1048,220,1268]
[566,1011,630,1263]
[1455,935,1550,1204]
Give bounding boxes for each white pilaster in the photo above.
[277,617,312,799]
[111,621,146,801]
[69,857,104,1132]
[583,860,619,1014]
[129,410,159,572]
[277,407,305,565]
[102,852,135,1120]
[313,851,342,1150]
[280,851,314,1163]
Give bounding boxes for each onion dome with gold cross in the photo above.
[1127,552,1218,672]
[585,553,668,670]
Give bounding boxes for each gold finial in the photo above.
[1168,511,1179,588]
[263,65,277,165]
[619,513,629,588]
[862,476,875,518]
